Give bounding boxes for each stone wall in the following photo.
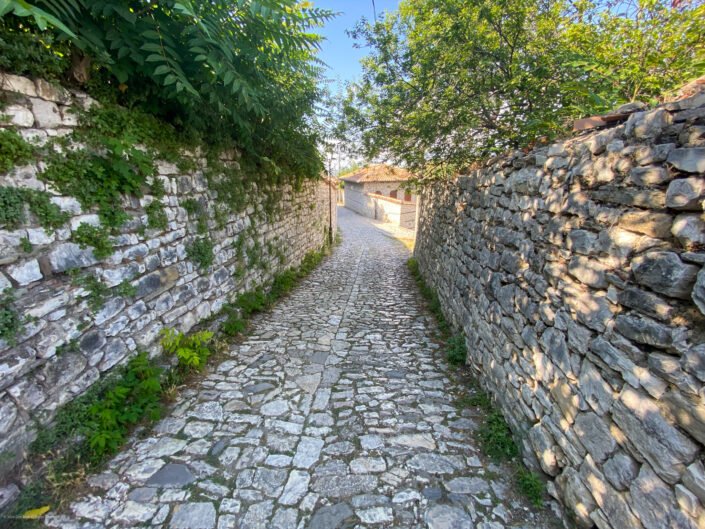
[414,92,705,528]
[0,74,337,483]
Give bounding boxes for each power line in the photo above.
[372,0,377,21]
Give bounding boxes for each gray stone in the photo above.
[555,468,596,528]
[612,387,698,484]
[292,436,323,469]
[666,177,705,210]
[618,287,674,322]
[112,500,158,524]
[630,465,697,529]
[350,457,386,474]
[628,166,671,186]
[568,256,609,289]
[240,501,274,529]
[425,504,474,529]
[406,454,462,474]
[279,470,309,505]
[170,502,216,529]
[632,251,699,299]
[48,242,98,272]
[541,327,571,376]
[568,230,598,255]
[30,97,62,128]
[261,399,289,417]
[3,104,34,127]
[682,461,705,504]
[308,503,354,529]
[603,452,639,491]
[445,477,490,495]
[573,412,616,462]
[146,464,196,488]
[672,214,705,248]
[7,259,42,285]
[311,474,377,498]
[357,506,393,524]
[615,314,680,349]
[692,267,705,316]
[0,484,19,511]
[667,147,705,173]
[619,210,673,238]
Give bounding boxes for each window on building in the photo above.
[390,189,398,199]
[404,192,412,202]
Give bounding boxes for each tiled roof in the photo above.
[340,164,412,183]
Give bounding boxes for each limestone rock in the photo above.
[668,147,705,173]
[632,251,699,299]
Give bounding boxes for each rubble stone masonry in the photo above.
[0,74,336,483]
[414,92,705,528]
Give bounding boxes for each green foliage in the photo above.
[236,289,268,319]
[146,199,168,231]
[23,188,69,230]
[478,410,520,461]
[0,289,24,345]
[1,0,334,185]
[71,272,135,313]
[0,186,25,229]
[516,467,545,507]
[86,353,162,457]
[446,334,467,367]
[344,0,705,177]
[0,16,69,80]
[186,237,214,269]
[0,129,35,173]
[71,223,113,260]
[20,236,32,253]
[182,198,208,233]
[160,329,214,372]
[221,314,247,337]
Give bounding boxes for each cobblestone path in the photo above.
[46,208,560,529]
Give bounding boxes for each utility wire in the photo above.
[372,0,377,21]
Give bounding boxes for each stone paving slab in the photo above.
[44,207,561,529]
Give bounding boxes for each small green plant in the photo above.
[0,289,24,345]
[115,280,136,298]
[186,237,214,269]
[446,334,467,366]
[146,199,168,230]
[72,272,111,312]
[516,468,545,507]
[182,198,209,233]
[221,314,246,337]
[72,223,114,260]
[160,329,214,372]
[20,236,32,253]
[0,186,69,231]
[478,410,519,461]
[236,289,268,318]
[0,129,35,173]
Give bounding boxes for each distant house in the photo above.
[340,165,417,229]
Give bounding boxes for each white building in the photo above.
[341,165,417,229]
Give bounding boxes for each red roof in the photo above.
[340,164,412,183]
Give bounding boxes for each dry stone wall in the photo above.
[414,93,705,528]
[0,74,337,483]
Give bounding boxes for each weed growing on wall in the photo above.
[186,237,214,270]
[0,186,69,232]
[70,272,135,313]
[0,289,24,345]
[0,129,35,173]
[71,223,113,260]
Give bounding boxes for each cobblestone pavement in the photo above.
[46,208,561,529]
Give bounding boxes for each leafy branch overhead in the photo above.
[343,0,705,179]
[0,0,335,182]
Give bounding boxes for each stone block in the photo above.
[48,243,98,272]
[672,213,705,248]
[660,390,705,445]
[619,210,673,238]
[528,422,559,476]
[667,148,705,174]
[612,387,698,484]
[666,177,705,210]
[7,259,42,285]
[34,78,71,103]
[30,97,62,128]
[614,314,681,350]
[555,468,596,528]
[568,256,609,289]
[3,104,34,127]
[630,465,697,529]
[691,267,705,316]
[573,412,616,462]
[603,452,639,491]
[631,251,699,300]
[578,359,613,415]
[683,461,705,504]
[625,108,671,139]
[628,166,671,186]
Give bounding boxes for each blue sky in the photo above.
[313,0,401,85]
